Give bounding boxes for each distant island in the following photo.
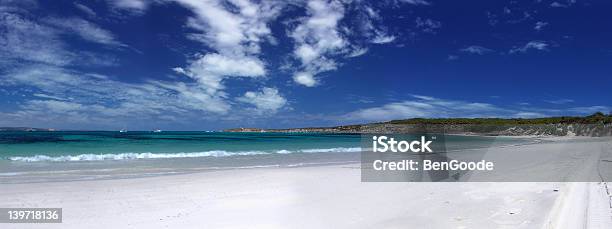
[225,112,612,136]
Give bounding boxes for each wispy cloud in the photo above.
[568,106,610,115]
[545,99,574,104]
[0,65,240,128]
[415,17,441,34]
[1,11,70,66]
[237,87,287,114]
[347,47,368,58]
[4,0,423,129]
[108,0,149,13]
[173,54,266,93]
[514,112,546,118]
[343,95,511,122]
[32,93,69,101]
[355,4,398,45]
[288,0,425,86]
[534,21,548,31]
[343,95,609,122]
[289,0,347,87]
[74,3,97,18]
[371,33,396,44]
[0,10,121,67]
[509,41,549,54]
[45,17,123,46]
[550,0,576,8]
[460,45,493,55]
[346,94,375,104]
[399,0,430,6]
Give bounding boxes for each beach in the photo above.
[1,136,611,228]
[2,0,610,227]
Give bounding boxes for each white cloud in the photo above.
[357,5,397,45]
[0,65,233,123]
[399,0,430,5]
[550,1,575,8]
[23,100,83,114]
[293,72,317,87]
[411,95,436,100]
[345,101,433,121]
[534,21,548,31]
[344,95,510,122]
[343,95,610,123]
[460,45,493,55]
[0,12,73,66]
[46,17,122,46]
[109,0,149,12]
[415,17,441,33]
[545,99,574,104]
[0,11,122,67]
[174,0,418,88]
[173,0,284,95]
[177,0,282,56]
[74,3,97,18]
[509,41,549,54]
[174,53,266,93]
[568,106,610,115]
[347,47,368,57]
[514,112,546,118]
[550,2,565,7]
[1,1,293,128]
[371,33,396,44]
[32,93,68,101]
[289,0,347,86]
[237,87,287,114]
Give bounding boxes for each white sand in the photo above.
[1,137,611,228]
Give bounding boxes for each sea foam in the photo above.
[7,147,362,162]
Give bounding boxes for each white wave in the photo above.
[300,147,361,153]
[7,147,362,162]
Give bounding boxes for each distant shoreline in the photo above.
[2,112,610,135]
[224,113,612,136]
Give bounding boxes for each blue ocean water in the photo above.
[0,131,530,183]
[0,131,362,161]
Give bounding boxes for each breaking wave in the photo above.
[7,147,362,162]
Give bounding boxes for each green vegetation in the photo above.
[382,112,612,125]
[225,112,612,133]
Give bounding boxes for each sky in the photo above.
[0,0,610,130]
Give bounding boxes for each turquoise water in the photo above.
[0,131,362,161]
[0,131,531,183]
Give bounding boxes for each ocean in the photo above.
[0,131,530,183]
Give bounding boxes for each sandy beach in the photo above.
[2,0,610,227]
[1,137,611,228]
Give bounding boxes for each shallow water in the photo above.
[0,131,530,183]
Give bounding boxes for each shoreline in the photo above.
[0,135,603,184]
[0,135,538,184]
[1,136,611,228]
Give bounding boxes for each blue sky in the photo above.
[0,0,610,130]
